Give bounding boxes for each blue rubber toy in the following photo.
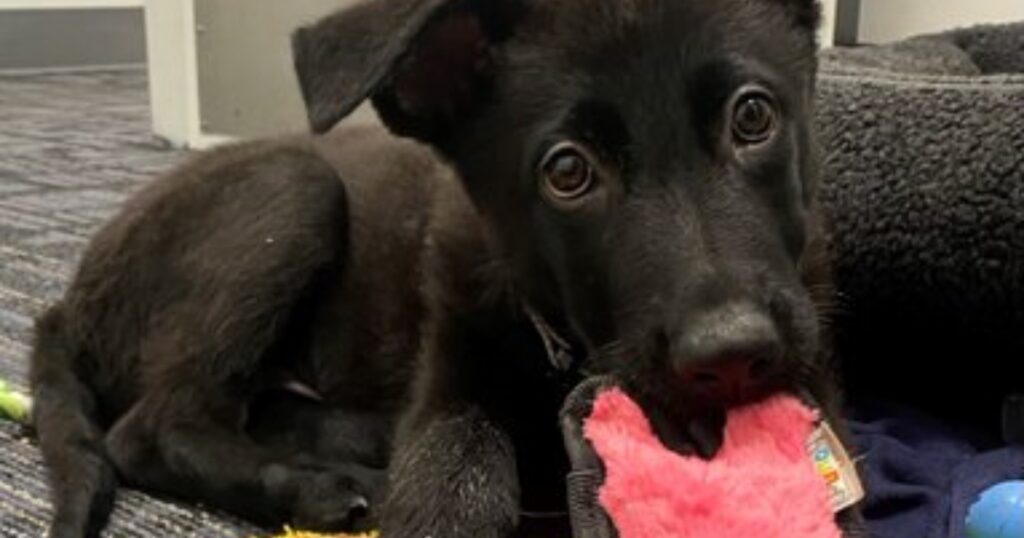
[966,481,1024,538]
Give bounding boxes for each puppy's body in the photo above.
[32,1,864,537]
[33,123,572,535]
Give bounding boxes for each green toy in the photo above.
[0,379,32,424]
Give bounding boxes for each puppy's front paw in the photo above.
[263,462,381,532]
[292,470,372,531]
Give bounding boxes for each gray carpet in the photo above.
[0,69,258,537]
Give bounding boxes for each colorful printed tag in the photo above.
[807,421,865,512]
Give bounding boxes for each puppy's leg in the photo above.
[382,407,520,538]
[31,307,117,538]
[247,392,394,469]
[101,146,373,531]
[106,392,380,530]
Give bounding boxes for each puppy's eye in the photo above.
[540,143,595,202]
[731,88,777,145]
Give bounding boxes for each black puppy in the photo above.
[30,0,859,537]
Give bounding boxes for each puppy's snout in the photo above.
[674,302,782,401]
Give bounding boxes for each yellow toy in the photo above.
[0,378,32,423]
[264,528,378,538]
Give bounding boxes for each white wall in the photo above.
[859,0,1024,43]
[194,0,361,139]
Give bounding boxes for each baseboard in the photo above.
[0,63,146,77]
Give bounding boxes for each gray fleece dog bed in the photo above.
[816,23,1024,429]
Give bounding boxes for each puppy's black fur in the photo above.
[31,1,862,537]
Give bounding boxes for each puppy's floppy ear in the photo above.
[292,0,448,134]
[292,0,521,140]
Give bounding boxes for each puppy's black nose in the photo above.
[682,356,776,400]
[674,302,781,400]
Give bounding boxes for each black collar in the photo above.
[523,303,577,372]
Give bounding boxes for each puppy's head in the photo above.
[295,0,826,422]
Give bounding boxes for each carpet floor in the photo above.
[0,68,258,537]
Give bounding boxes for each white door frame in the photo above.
[820,0,840,47]
[144,0,231,149]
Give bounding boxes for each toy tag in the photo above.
[806,421,864,512]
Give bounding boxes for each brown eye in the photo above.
[540,143,595,201]
[732,89,777,144]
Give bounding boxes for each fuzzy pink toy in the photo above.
[582,389,843,538]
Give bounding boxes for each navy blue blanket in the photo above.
[850,401,1024,538]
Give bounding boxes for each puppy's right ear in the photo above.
[292,0,449,134]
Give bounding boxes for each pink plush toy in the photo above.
[561,380,858,538]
